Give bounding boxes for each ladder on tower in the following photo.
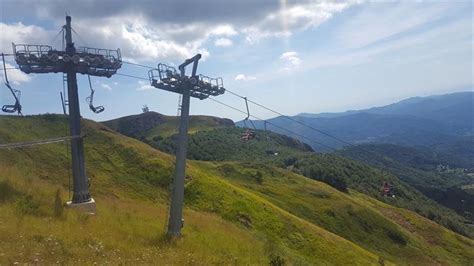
[177,94,182,116]
[60,73,69,115]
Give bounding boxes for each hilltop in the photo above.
[0,115,473,264]
[102,111,234,140]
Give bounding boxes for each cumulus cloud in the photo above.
[280,51,302,72]
[235,74,257,81]
[214,38,233,47]
[0,61,31,85]
[136,80,154,91]
[243,1,359,43]
[0,1,360,61]
[0,22,55,53]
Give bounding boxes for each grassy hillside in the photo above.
[102,111,234,140]
[144,126,472,237]
[0,115,473,264]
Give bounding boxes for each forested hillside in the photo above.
[340,143,474,217]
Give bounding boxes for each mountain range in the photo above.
[239,91,473,150]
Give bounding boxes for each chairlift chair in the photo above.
[1,53,22,115]
[240,97,256,141]
[381,181,395,197]
[85,75,104,114]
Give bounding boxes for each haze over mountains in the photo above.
[240,91,473,150]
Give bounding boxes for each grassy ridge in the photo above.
[0,115,473,264]
[102,111,234,140]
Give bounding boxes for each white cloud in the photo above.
[100,83,113,91]
[1,1,360,61]
[0,18,225,63]
[214,38,233,47]
[243,1,359,43]
[0,61,31,85]
[0,22,53,53]
[136,80,154,91]
[209,25,238,36]
[280,51,302,72]
[235,74,257,81]
[335,2,457,49]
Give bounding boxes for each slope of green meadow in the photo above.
[0,115,472,264]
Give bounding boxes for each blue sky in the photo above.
[0,0,472,121]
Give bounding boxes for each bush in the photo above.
[269,254,285,266]
[0,180,19,202]
[386,230,407,246]
[255,171,264,184]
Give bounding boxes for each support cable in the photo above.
[107,69,335,150]
[112,63,356,148]
[96,69,377,154]
[224,88,355,147]
[0,135,83,150]
[115,72,149,80]
[208,97,336,151]
[71,27,88,47]
[122,61,155,69]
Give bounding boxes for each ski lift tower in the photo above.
[12,16,122,213]
[149,54,225,236]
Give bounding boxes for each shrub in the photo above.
[386,230,407,246]
[0,180,19,202]
[269,254,285,266]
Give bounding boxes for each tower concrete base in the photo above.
[66,198,96,214]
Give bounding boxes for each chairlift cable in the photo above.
[208,97,336,151]
[222,88,395,169]
[122,61,155,69]
[110,70,335,150]
[115,72,149,80]
[0,135,83,150]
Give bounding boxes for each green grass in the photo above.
[147,125,472,237]
[0,115,473,264]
